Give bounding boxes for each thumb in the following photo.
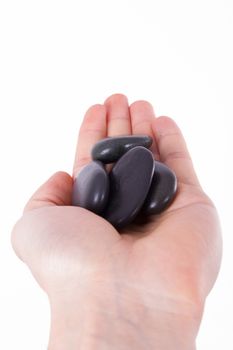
[11,171,73,263]
[23,171,73,213]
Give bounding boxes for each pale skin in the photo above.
[11,94,222,349]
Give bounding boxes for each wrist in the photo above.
[48,282,202,350]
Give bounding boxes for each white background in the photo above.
[0,0,232,349]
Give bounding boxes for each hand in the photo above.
[11,94,222,349]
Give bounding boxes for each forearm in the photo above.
[48,289,201,350]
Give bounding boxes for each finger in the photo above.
[73,104,107,177]
[130,100,160,159]
[104,93,132,136]
[23,171,73,213]
[152,116,200,187]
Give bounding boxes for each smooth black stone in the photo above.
[103,146,155,228]
[142,161,177,215]
[72,161,109,214]
[91,135,153,164]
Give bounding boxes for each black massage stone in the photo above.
[103,146,155,228]
[91,135,153,163]
[72,161,109,214]
[142,161,177,215]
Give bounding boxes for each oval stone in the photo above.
[72,161,109,214]
[91,135,153,163]
[103,146,155,228]
[142,161,177,215]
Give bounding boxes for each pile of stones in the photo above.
[72,135,177,229]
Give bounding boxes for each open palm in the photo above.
[12,94,222,323]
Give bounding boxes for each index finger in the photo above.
[73,104,107,178]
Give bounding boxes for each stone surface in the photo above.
[103,146,155,228]
[142,161,177,215]
[72,161,109,214]
[91,135,153,163]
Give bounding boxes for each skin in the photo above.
[11,94,222,349]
